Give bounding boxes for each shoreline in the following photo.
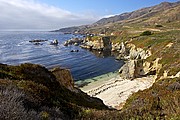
[75,71,119,88]
[76,72,155,110]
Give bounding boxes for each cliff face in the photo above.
[81,36,112,51]
[51,67,75,91]
[80,35,162,80]
[118,43,161,80]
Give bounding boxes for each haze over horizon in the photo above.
[0,0,178,31]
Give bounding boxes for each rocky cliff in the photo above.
[79,33,179,81]
[80,36,112,51]
[118,43,160,80]
[76,29,180,119]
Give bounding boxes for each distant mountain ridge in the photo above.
[53,1,180,33]
[95,1,180,25]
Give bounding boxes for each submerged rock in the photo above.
[34,42,43,45]
[70,50,79,52]
[29,39,48,42]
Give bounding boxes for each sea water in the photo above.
[0,31,124,81]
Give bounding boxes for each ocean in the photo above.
[0,31,124,81]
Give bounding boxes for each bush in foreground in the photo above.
[0,85,38,120]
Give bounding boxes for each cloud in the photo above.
[0,0,99,31]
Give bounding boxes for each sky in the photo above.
[0,0,179,31]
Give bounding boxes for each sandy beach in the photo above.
[77,73,155,110]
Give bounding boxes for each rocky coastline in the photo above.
[1,34,179,119]
[73,36,157,109]
[64,35,160,79]
[68,34,179,110]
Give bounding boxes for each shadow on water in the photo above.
[87,49,120,59]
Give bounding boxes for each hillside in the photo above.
[54,1,180,34]
[95,1,180,25]
[1,1,180,119]
[57,1,180,119]
[0,63,108,119]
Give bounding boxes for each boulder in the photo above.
[64,41,69,46]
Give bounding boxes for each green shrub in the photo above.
[140,31,152,36]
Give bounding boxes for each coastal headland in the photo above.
[1,1,180,119]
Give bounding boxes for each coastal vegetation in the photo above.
[0,1,180,119]
[0,63,108,119]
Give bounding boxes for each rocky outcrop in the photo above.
[51,67,75,91]
[112,42,126,54]
[160,71,180,79]
[111,42,121,52]
[119,60,139,79]
[119,43,161,80]
[64,38,84,46]
[80,36,112,51]
[126,43,151,59]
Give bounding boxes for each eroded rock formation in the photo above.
[119,43,162,80]
[80,36,112,51]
